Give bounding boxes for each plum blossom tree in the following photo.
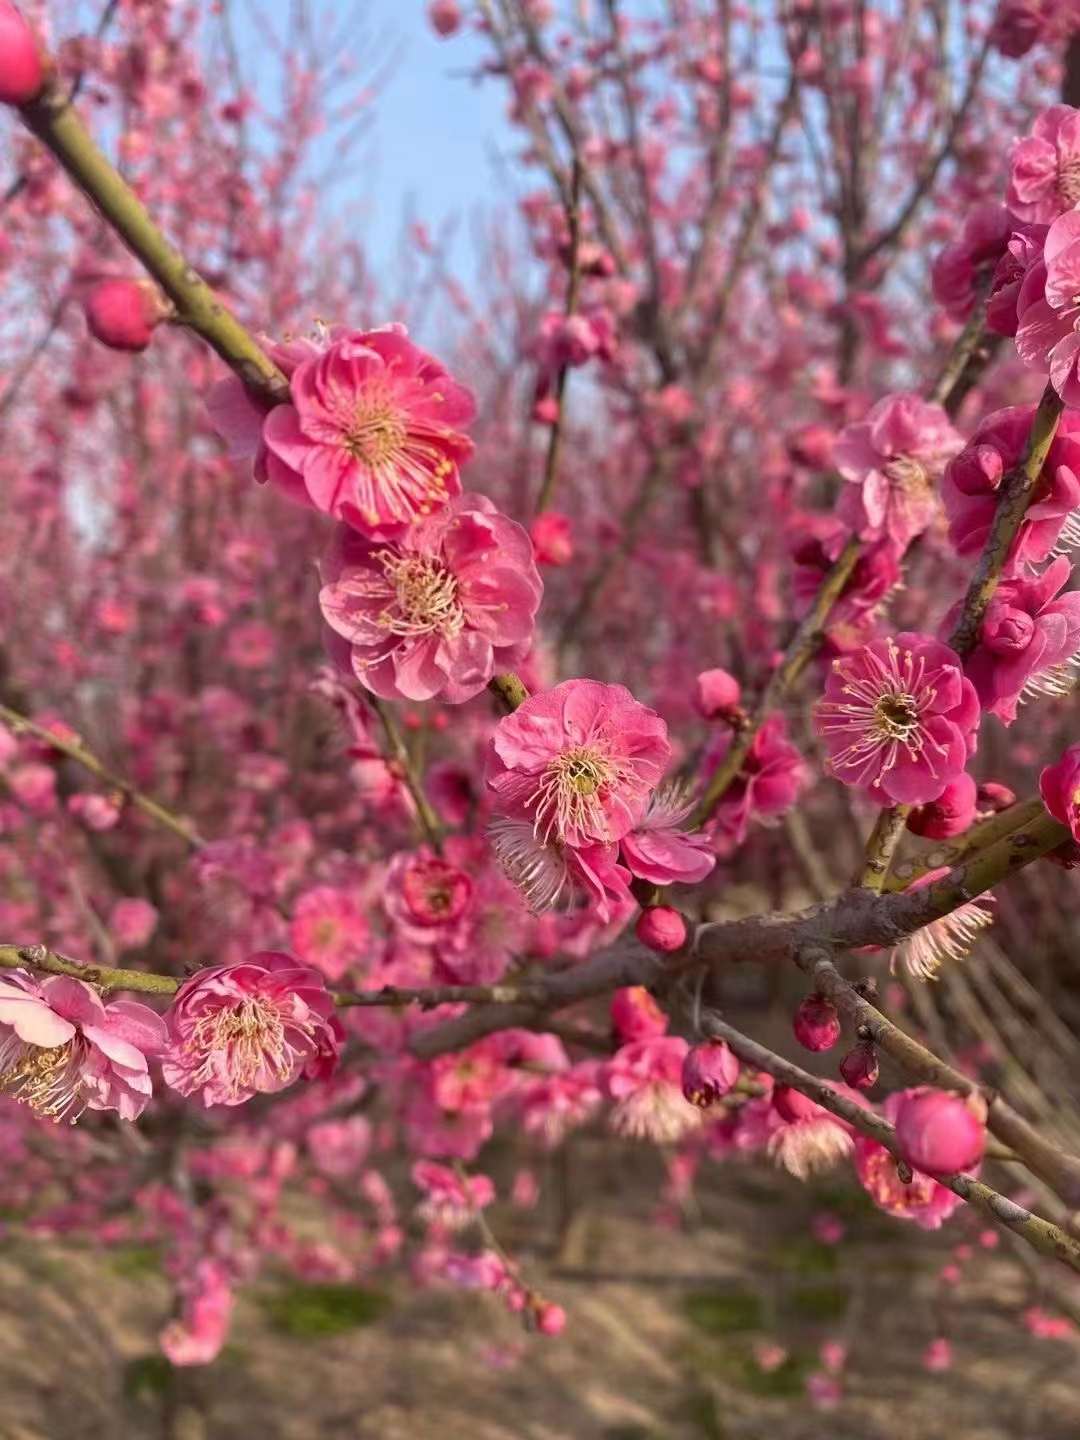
[2,0,1080,1403]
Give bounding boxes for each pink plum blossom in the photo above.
[307,1116,372,1177]
[991,0,1045,57]
[834,394,962,551]
[702,712,809,851]
[487,679,671,848]
[942,406,1080,573]
[162,952,343,1107]
[906,773,978,840]
[159,1259,235,1367]
[1015,211,1080,405]
[530,512,574,566]
[956,556,1080,723]
[814,633,980,805]
[889,868,994,981]
[619,784,716,886]
[768,1086,861,1180]
[320,493,541,703]
[0,1,42,106]
[606,1036,699,1143]
[1040,744,1080,840]
[610,987,668,1043]
[1007,105,1080,222]
[109,897,159,950]
[931,205,1013,320]
[893,1087,986,1175]
[0,970,166,1122]
[854,1091,968,1229]
[288,886,370,982]
[209,326,476,538]
[681,1041,739,1108]
[635,905,687,952]
[792,995,841,1052]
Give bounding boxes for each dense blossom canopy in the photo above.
[1,0,1080,1398]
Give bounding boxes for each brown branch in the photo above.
[947,383,1064,657]
[411,797,1069,1060]
[699,1011,1080,1274]
[367,696,443,851]
[691,536,861,827]
[853,36,991,272]
[0,703,204,847]
[535,158,584,516]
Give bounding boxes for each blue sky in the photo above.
[316,2,510,279]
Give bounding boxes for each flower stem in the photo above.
[0,703,204,847]
[17,78,287,406]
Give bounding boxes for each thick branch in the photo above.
[700,1012,1080,1274]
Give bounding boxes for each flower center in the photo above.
[342,399,407,465]
[402,858,472,924]
[1060,156,1080,206]
[190,996,300,1097]
[376,551,464,639]
[530,745,616,844]
[873,691,920,738]
[817,640,946,790]
[883,455,929,494]
[0,1037,87,1123]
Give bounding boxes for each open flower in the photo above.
[289,886,370,982]
[814,633,979,805]
[889,868,994,981]
[931,204,1014,320]
[1015,211,1080,405]
[487,680,670,848]
[606,1036,699,1143]
[834,394,962,552]
[619,782,716,886]
[320,493,542,703]
[162,952,343,1107]
[702,712,809,852]
[208,325,475,538]
[767,1086,861,1180]
[1007,104,1080,223]
[0,970,166,1123]
[160,1259,235,1367]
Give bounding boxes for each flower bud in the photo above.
[839,1042,878,1089]
[792,994,841,1052]
[0,2,43,106]
[893,1087,986,1175]
[84,278,169,352]
[530,511,573,566]
[535,1301,566,1335]
[681,1040,739,1107]
[907,772,978,839]
[428,0,462,36]
[693,667,741,719]
[982,603,1034,655]
[635,905,686,953]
